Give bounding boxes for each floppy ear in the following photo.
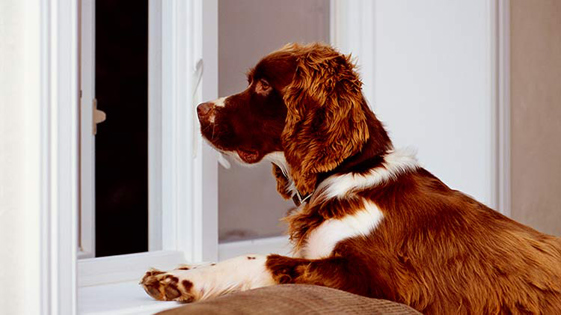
[282,45,370,195]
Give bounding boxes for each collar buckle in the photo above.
[292,191,311,207]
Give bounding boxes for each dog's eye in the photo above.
[260,79,270,90]
[255,79,271,95]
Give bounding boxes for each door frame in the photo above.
[79,0,96,259]
[146,0,219,261]
[495,0,511,217]
[40,0,79,313]
[76,0,219,275]
[75,0,218,313]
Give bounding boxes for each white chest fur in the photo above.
[299,200,384,259]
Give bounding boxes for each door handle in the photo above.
[93,98,106,135]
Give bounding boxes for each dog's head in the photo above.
[198,43,389,197]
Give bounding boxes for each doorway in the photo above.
[80,0,149,257]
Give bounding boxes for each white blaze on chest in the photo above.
[301,200,384,259]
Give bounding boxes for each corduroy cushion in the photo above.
[158,284,421,315]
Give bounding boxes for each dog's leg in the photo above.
[141,254,276,302]
[141,254,367,303]
[265,254,373,296]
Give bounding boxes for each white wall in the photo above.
[370,0,495,206]
[0,0,42,314]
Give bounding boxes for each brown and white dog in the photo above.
[141,43,561,314]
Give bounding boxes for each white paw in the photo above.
[141,255,275,302]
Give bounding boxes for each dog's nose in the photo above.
[197,102,213,119]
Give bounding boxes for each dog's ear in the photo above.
[282,45,369,195]
[272,164,292,200]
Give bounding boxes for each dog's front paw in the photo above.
[140,269,196,303]
[141,255,275,302]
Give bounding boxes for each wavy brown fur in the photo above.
[280,43,370,195]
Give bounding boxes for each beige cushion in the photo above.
[158,284,421,315]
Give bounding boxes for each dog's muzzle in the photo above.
[197,102,216,124]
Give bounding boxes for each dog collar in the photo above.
[292,191,312,207]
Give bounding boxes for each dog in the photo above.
[141,43,561,314]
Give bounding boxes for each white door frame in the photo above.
[496,0,511,217]
[148,0,164,252]
[40,0,80,313]
[78,0,220,261]
[79,0,96,259]
[330,0,376,108]
[148,0,219,262]
[76,0,218,289]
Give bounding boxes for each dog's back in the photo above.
[346,167,561,314]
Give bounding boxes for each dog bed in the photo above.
[158,284,420,315]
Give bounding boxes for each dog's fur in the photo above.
[141,43,561,314]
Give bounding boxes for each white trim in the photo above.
[148,0,219,258]
[158,0,219,262]
[218,236,292,261]
[41,0,79,313]
[489,0,511,215]
[161,0,194,254]
[148,0,164,252]
[79,0,96,259]
[197,0,219,262]
[496,0,511,217]
[489,0,499,211]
